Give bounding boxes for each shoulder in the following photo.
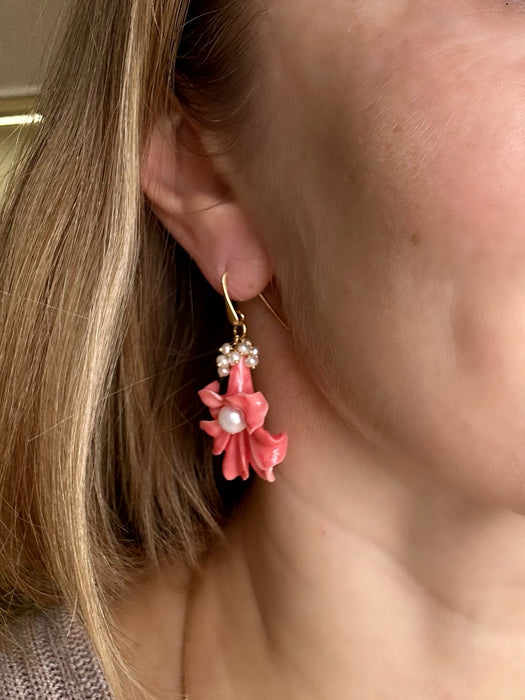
[0,605,113,699]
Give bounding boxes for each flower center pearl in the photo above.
[218,407,246,435]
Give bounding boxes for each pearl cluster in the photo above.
[216,339,260,378]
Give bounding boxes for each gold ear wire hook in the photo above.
[259,291,289,332]
[221,271,289,334]
[221,272,240,326]
[221,272,247,340]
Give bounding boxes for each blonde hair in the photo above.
[0,0,261,696]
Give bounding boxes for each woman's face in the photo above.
[249,1,525,508]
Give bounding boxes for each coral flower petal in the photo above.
[199,419,221,438]
[226,360,254,395]
[213,430,231,456]
[249,428,288,482]
[198,382,224,417]
[226,392,269,434]
[199,420,231,455]
[222,433,250,481]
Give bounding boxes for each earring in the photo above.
[198,273,288,482]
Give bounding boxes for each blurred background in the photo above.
[0,0,65,197]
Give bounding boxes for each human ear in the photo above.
[141,110,272,300]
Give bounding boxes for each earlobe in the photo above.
[141,111,272,300]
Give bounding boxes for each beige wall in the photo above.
[0,0,68,199]
[0,0,66,97]
[0,125,29,199]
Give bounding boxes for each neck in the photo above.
[185,302,525,699]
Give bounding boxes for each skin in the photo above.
[127,1,525,698]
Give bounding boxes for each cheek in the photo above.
[331,54,525,507]
[263,17,525,509]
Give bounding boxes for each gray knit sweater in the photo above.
[0,606,113,698]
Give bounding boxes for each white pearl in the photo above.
[249,346,259,357]
[229,351,241,365]
[237,342,251,356]
[245,355,259,369]
[216,354,229,368]
[218,407,246,434]
[220,343,233,355]
[217,367,230,378]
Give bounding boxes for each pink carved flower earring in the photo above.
[198,273,288,482]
